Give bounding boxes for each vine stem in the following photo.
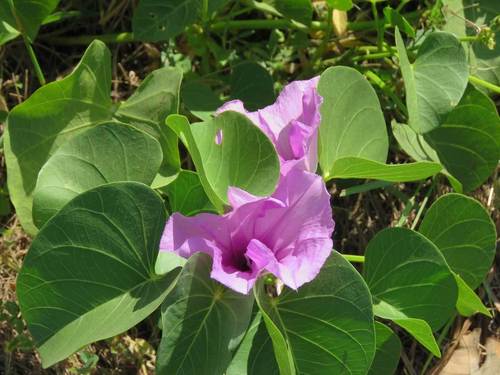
[469,75,500,94]
[341,254,365,263]
[22,36,46,85]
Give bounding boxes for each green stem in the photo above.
[371,0,384,51]
[352,51,394,61]
[341,254,365,263]
[210,18,313,32]
[469,75,500,94]
[22,36,46,85]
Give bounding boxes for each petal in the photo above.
[245,238,277,270]
[258,77,321,140]
[160,212,230,258]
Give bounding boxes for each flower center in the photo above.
[233,252,251,272]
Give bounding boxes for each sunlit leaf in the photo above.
[166,113,280,212]
[327,157,441,182]
[115,67,183,188]
[395,29,468,134]
[318,66,388,180]
[17,182,180,367]
[4,40,113,235]
[32,123,162,228]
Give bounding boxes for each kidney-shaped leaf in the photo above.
[318,66,388,180]
[32,123,162,228]
[157,253,254,375]
[256,250,376,375]
[17,182,179,367]
[395,29,468,134]
[167,112,280,212]
[419,193,497,289]
[4,40,113,234]
[364,227,457,331]
[367,322,401,375]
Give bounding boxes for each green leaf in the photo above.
[265,0,313,25]
[442,0,500,87]
[156,253,254,374]
[419,193,497,289]
[17,182,179,367]
[114,67,183,188]
[181,80,222,122]
[327,157,442,182]
[318,66,388,180]
[155,251,186,276]
[0,0,60,41]
[227,312,279,375]
[383,7,415,37]
[392,85,500,192]
[454,273,491,317]
[388,317,440,357]
[367,322,401,375]
[423,103,500,192]
[395,29,468,134]
[32,123,162,228]
[4,40,113,235]
[326,0,353,11]
[230,62,275,111]
[255,251,376,375]
[364,227,457,331]
[161,169,214,216]
[166,112,280,212]
[132,0,199,41]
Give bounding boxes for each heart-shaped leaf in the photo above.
[364,227,457,331]
[156,253,254,374]
[17,182,179,367]
[328,157,441,182]
[419,193,497,289]
[4,40,113,235]
[32,123,162,228]
[367,322,401,375]
[161,170,214,216]
[395,29,468,134]
[256,251,376,375]
[166,113,280,212]
[318,66,388,180]
[115,66,183,188]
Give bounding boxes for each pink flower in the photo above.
[160,168,334,294]
[217,77,322,173]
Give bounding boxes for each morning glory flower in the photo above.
[217,77,322,173]
[160,167,334,294]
